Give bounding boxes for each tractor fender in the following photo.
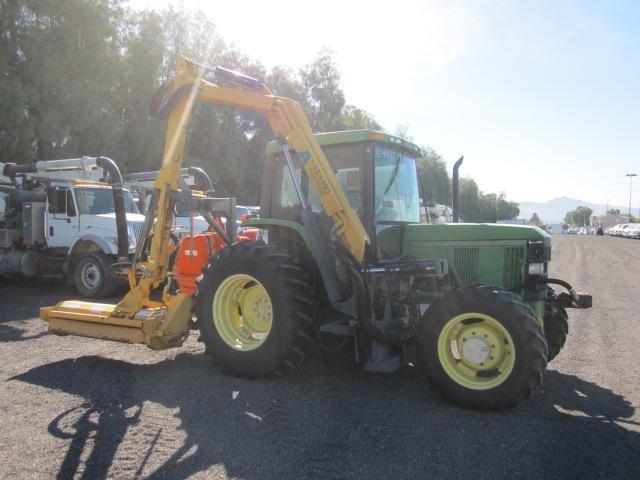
[247,218,355,315]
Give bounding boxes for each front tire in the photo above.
[195,241,316,377]
[73,253,119,298]
[417,285,548,411]
[543,288,569,361]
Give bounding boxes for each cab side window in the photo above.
[66,190,76,217]
[48,188,67,214]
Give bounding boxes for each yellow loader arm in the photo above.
[154,57,370,264]
[41,57,369,348]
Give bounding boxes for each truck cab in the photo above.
[46,180,144,252]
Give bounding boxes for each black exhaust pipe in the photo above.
[452,156,464,223]
[96,157,129,262]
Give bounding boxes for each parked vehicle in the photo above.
[0,157,144,297]
[605,223,640,238]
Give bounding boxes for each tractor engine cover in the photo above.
[174,232,249,295]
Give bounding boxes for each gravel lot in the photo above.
[1,235,639,479]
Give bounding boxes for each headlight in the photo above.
[106,236,118,245]
[528,262,545,275]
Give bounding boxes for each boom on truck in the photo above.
[40,57,591,410]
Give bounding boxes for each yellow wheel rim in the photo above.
[213,274,273,351]
[437,313,516,390]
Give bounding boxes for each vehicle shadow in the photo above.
[0,277,123,323]
[0,322,49,342]
[11,353,640,480]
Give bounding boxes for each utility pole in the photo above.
[626,173,637,222]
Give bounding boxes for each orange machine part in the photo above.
[174,232,249,295]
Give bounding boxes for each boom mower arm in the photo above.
[156,57,370,259]
[40,56,370,345]
[108,57,370,316]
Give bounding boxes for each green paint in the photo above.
[403,223,549,242]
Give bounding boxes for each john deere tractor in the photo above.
[202,130,591,410]
[41,57,591,411]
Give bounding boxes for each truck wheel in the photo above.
[543,289,569,361]
[195,241,316,377]
[417,285,548,411]
[74,253,119,299]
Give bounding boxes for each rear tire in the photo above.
[195,241,316,377]
[417,285,548,411]
[543,288,569,361]
[74,253,119,299]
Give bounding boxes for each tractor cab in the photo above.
[260,130,422,260]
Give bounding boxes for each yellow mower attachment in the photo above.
[41,294,194,350]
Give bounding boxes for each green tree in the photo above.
[496,194,520,220]
[340,105,381,130]
[0,0,124,161]
[564,206,593,226]
[416,147,450,206]
[299,48,345,132]
[458,178,480,221]
[114,9,166,172]
[530,212,542,226]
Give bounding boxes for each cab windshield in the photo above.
[75,187,139,215]
[374,146,420,223]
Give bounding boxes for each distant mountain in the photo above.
[517,196,624,223]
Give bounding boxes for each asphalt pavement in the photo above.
[0,235,638,479]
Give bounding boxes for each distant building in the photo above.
[591,213,629,229]
[549,223,564,234]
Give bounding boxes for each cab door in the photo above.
[46,186,79,248]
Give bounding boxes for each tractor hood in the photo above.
[402,223,549,242]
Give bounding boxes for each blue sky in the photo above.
[131,0,639,209]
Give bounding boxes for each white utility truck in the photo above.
[0,157,144,297]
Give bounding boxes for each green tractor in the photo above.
[195,129,591,411]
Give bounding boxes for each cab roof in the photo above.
[265,129,423,157]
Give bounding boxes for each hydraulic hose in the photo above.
[522,277,580,302]
[150,82,194,119]
[188,166,214,193]
[96,156,129,262]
